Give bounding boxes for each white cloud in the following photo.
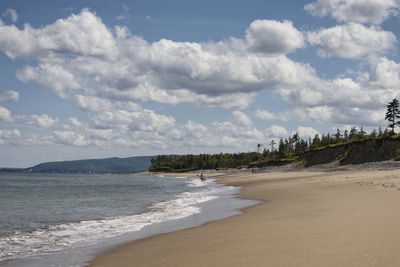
[295,126,320,138]
[367,57,400,88]
[266,125,289,137]
[232,111,252,127]
[0,9,117,60]
[53,131,88,146]
[69,117,83,127]
[17,63,81,98]
[2,10,317,110]
[74,95,113,112]
[89,129,113,140]
[2,8,18,23]
[91,108,176,133]
[304,0,400,24]
[276,55,400,126]
[0,8,398,154]
[245,20,305,55]
[0,90,19,102]
[0,129,21,145]
[0,106,12,122]
[307,23,397,59]
[255,109,277,120]
[184,121,209,139]
[254,109,290,121]
[18,114,59,128]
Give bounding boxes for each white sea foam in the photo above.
[0,177,234,264]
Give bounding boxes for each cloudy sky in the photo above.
[1,0,400,167]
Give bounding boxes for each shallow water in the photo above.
[0,173,257,267]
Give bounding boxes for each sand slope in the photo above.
[90,170,400,267]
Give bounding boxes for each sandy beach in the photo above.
[89,169,400,267]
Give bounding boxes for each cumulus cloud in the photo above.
[232,111,252,127]
[0,90,19,102]
[254,109,291,121]
[17,63,81,98]
[245,20,305,54]
[53,130,88,146]
[41,107,267,151]
[0,129,21,145]
[274,56,400,126]
[367,57,400,88]
[304,0,400,24]
[266,125,289,137]
[307,23,397,59]
[91,108,176,133]
[2,8,18,23]
[89,129,113,140]
[0,9,116,59]
[0,8,398,153]
[0,106,12,122]
[0,10,318,110]
[74,95,113,112]
[68,117,83,127]
[17,114,59,128]
[295,126,320,138]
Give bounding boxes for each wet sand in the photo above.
[89,169,400,267]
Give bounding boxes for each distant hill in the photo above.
[29,156,154,174]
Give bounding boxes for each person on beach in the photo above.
[199,172,206,182]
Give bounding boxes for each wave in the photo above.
[0,177,234,264]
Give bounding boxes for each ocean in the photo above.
[0,173,257,266]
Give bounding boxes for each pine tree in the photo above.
[358,126,366,139]
[335,129,342,143]
[269,139,276,151]
[385,98,400,134]
[370,129,377,138]
[344,130,349,141]
[278,138,285,157]
[378,126,383,137]
[349,127,357,141]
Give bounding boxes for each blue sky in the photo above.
[0,0,400,167]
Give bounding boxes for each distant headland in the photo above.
[0,156,154,174]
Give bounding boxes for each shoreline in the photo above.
[2,173,254,267]
[89,168,400,267]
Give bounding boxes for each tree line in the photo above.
[149,153,260,172]
[149,98,400,172]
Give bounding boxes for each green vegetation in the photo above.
[150,126,396,172]
[30,156,154,174]
[385,98,400,134]
[149,153,260,172]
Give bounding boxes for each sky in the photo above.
[0,0,400,167]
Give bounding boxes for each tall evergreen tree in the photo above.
[269,139,276,151]
[335,129,342,143]
[385,98,400,134]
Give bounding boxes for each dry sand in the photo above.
[89,169,400,267]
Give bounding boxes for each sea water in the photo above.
[0,173,257,266]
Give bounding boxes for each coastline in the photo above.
[1,173,255,267]
[89,168,400,267]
